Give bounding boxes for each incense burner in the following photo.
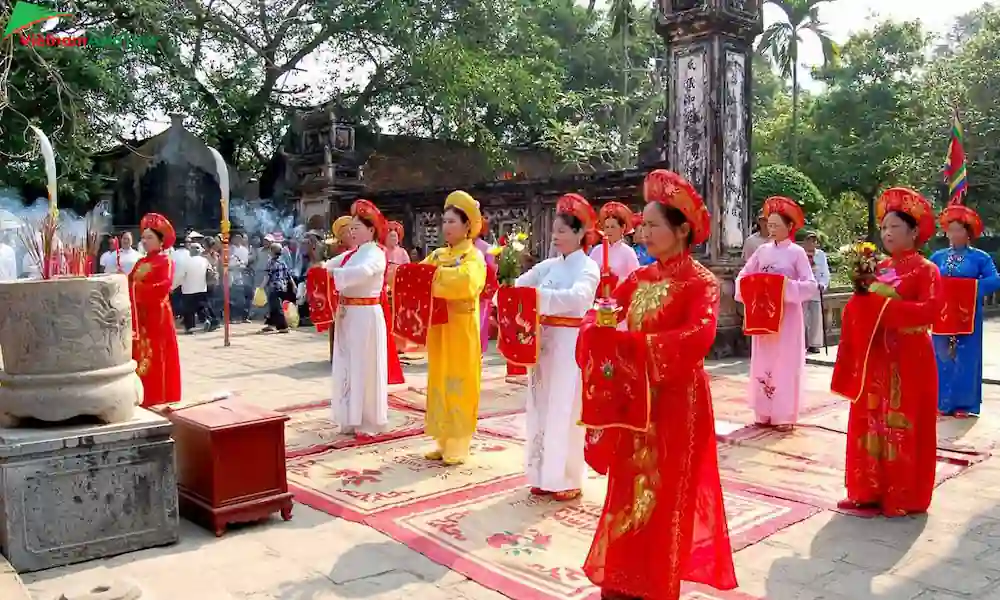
[0,275,142,426]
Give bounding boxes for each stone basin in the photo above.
[0,275,142,426]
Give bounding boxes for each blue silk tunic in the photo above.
[929,246,1000,414]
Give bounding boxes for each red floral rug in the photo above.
[801,403,1000,462]
[478,412,754,444]
[276,401,425,458]
[287,433,525,522]
[717,427,970,516]
[708,374,841,433]
[369,472,801,600]
[391,375,525,417]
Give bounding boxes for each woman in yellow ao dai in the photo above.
[422,191,488,464]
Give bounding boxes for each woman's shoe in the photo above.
[424,450,443,461]
[530,487,551,496]
[552,489,582,501]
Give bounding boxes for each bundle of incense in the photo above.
[16,223,42,275]
[39,215,59,280]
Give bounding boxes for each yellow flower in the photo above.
[515,232,528,241]
[487,245,503,256]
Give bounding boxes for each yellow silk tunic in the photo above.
[421,239,487,462]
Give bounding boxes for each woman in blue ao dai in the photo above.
[930,205,1000,417]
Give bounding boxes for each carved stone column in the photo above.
[657,0,762,357]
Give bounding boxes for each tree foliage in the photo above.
[751,164,826,219]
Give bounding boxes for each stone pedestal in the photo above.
[0,275,142,426]
[0,409,178,572]
[656,0,762,357]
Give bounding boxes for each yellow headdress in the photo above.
[444,190,482,239]
[331,216,352,241]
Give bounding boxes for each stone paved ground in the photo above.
[21,320,1000,600]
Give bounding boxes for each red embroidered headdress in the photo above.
[939,204,983,240]
[642,169,711,246]
[140,213,176,248]
[556,193,599,245]
[598,201,635,234]
[351,199,388,244]
[387,220,405,243]
[876,187,936,246]
[762,196,806,235]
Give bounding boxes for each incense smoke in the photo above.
[229,199,303,240]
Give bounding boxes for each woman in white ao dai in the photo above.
[327,204,389,436]
[514,194,600,500]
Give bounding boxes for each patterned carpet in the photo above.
[279,373,978,599]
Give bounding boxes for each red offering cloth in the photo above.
[379,246,405,384]
[481,261,500,301]
[306,266,336,333]
[496,286,540,366]
[579,253,736,598]
[832,251,942,516]
[392,263,444,345]
[129,251,181,407]
[739,272,786,335]
[934,276,978,335]
[578,324,650,431]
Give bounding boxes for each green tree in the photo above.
[917,4,1000,228]
[751,164,827,219]
[800,20,930,239]
[756,0,838,166]
[0,0,173,209]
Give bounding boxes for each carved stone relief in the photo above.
[414,210,441,252]
[722,49,749,250]
[670,45,709,200]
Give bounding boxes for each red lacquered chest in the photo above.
[167,399,293,536]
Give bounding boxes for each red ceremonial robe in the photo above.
[832,250,941,516]
[579,252,736,599]
[129,250,182,407]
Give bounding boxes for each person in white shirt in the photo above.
[742,211,770,261]
[802,231,831,354]
[99,232,143,275]
[174,243,218,334]
[229,233,252,322]
[169,233,198,317]
[0,234,17,282]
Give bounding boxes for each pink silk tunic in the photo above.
[474,238,495,353]
[735,240,818,425]
[587,240,640,281]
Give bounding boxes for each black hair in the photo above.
[356,215,377,237]
[653,204,695,247]
[555,212,585,233]
[604,215,627,229]
[885,210,918,230]
[145,228,164,243]
[444,206,469,224]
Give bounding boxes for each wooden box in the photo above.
[166,399,293,536]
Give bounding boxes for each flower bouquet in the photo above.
[488,225,531,378]
[488,226,530,285]
[839,241,900,298]
[839,241,879,295]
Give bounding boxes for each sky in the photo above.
[777,0,988,88]
[136,0,988,137]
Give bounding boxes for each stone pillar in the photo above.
[656,0,762,357]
